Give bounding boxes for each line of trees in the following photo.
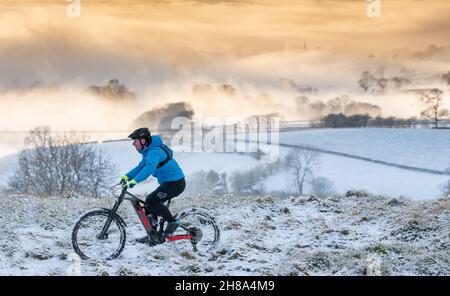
[317,113,422,128]
[312,88,449,129]
[358,68,410,94]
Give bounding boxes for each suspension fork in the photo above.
[98,197,123,239]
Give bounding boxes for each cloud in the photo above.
[0,0,449,134]
[2,0,449,60]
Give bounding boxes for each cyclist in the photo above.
[120,127,186,244]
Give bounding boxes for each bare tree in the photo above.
[8,127,116,197]
[376,77,388,94]
[358,71,375,93]
[229,166,269,194]
[185,170,229,195]
[285,149,319,195]
[295,95,310,114]
[327,95,350,114]
[310,177,335,198]
[419,89,449,128]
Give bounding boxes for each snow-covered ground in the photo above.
[262,152,449,200]
[1,128,449,200]
[102,139,449,200]
[0,193,448,275]
[280,128,450,172]
[0,128,449,275]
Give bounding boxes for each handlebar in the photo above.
[110,182,145,203]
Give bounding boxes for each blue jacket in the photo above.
[125,135,185,184]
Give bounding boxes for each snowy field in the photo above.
[0,193,448,275]
[279,128,450,172]
[0,128,449,200]
[100,140,449,200]
[0,128,449,276]
[262,152,449,200]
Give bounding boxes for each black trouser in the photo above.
[145,178,186,222]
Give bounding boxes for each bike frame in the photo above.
[98,186,192,242]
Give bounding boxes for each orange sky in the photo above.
[0,1,449,120]
[0,1,449,143]
[1,0,449,63]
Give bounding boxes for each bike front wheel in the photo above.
[71,208,127,260]
[168,208,220,255]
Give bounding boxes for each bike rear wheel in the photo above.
[168,208,220,255]
[71,208,126,260]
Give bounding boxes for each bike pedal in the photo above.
[150,230,165,244]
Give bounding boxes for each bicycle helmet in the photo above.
[128,127,152,145]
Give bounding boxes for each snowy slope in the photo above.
[279,128,450,172]
[0,128,448,200]
[262,152,449,200]
[85,140,450,200]
[0,130,448,276]
[0,194,448,275]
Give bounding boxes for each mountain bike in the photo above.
[71,184,220,260]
